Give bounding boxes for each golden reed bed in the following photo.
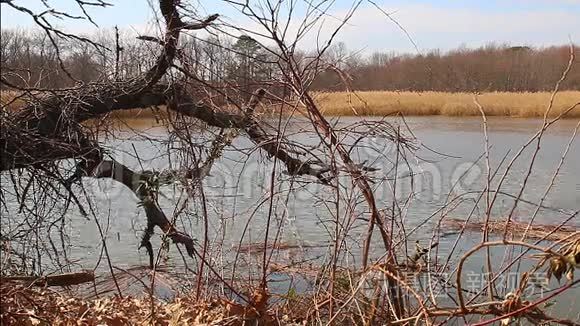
[2,90,579,118]
[315,91,580,118]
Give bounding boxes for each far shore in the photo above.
[3,90,579,119]
[314,90,580,118]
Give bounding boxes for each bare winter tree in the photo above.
[1,0,578,325]
[2,1,321,251]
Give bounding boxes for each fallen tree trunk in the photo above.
[1,271,95,287]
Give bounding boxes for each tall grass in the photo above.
[314,91,580,118]
[3,90,579,118]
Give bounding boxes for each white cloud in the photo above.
[271,2,580,53]
[2,0,577,54]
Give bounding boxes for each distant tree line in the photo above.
[1,28,578,94]
[0,29,278,101]
[313,42,580,92]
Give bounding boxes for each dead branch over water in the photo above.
[1,0,579,325]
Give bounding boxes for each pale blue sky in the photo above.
[1,0,578,53]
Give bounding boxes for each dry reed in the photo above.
[314,91,580,118]
[4,90,579,118]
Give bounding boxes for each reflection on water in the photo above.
[2,116,579,318]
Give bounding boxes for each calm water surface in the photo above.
[2,116,579,319]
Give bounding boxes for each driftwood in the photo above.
[441,218,578,241]
[1,271,95,287]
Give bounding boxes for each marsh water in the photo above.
[71,117,579,255]
[2,116,579,320]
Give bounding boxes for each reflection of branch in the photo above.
[91,160,196,268]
